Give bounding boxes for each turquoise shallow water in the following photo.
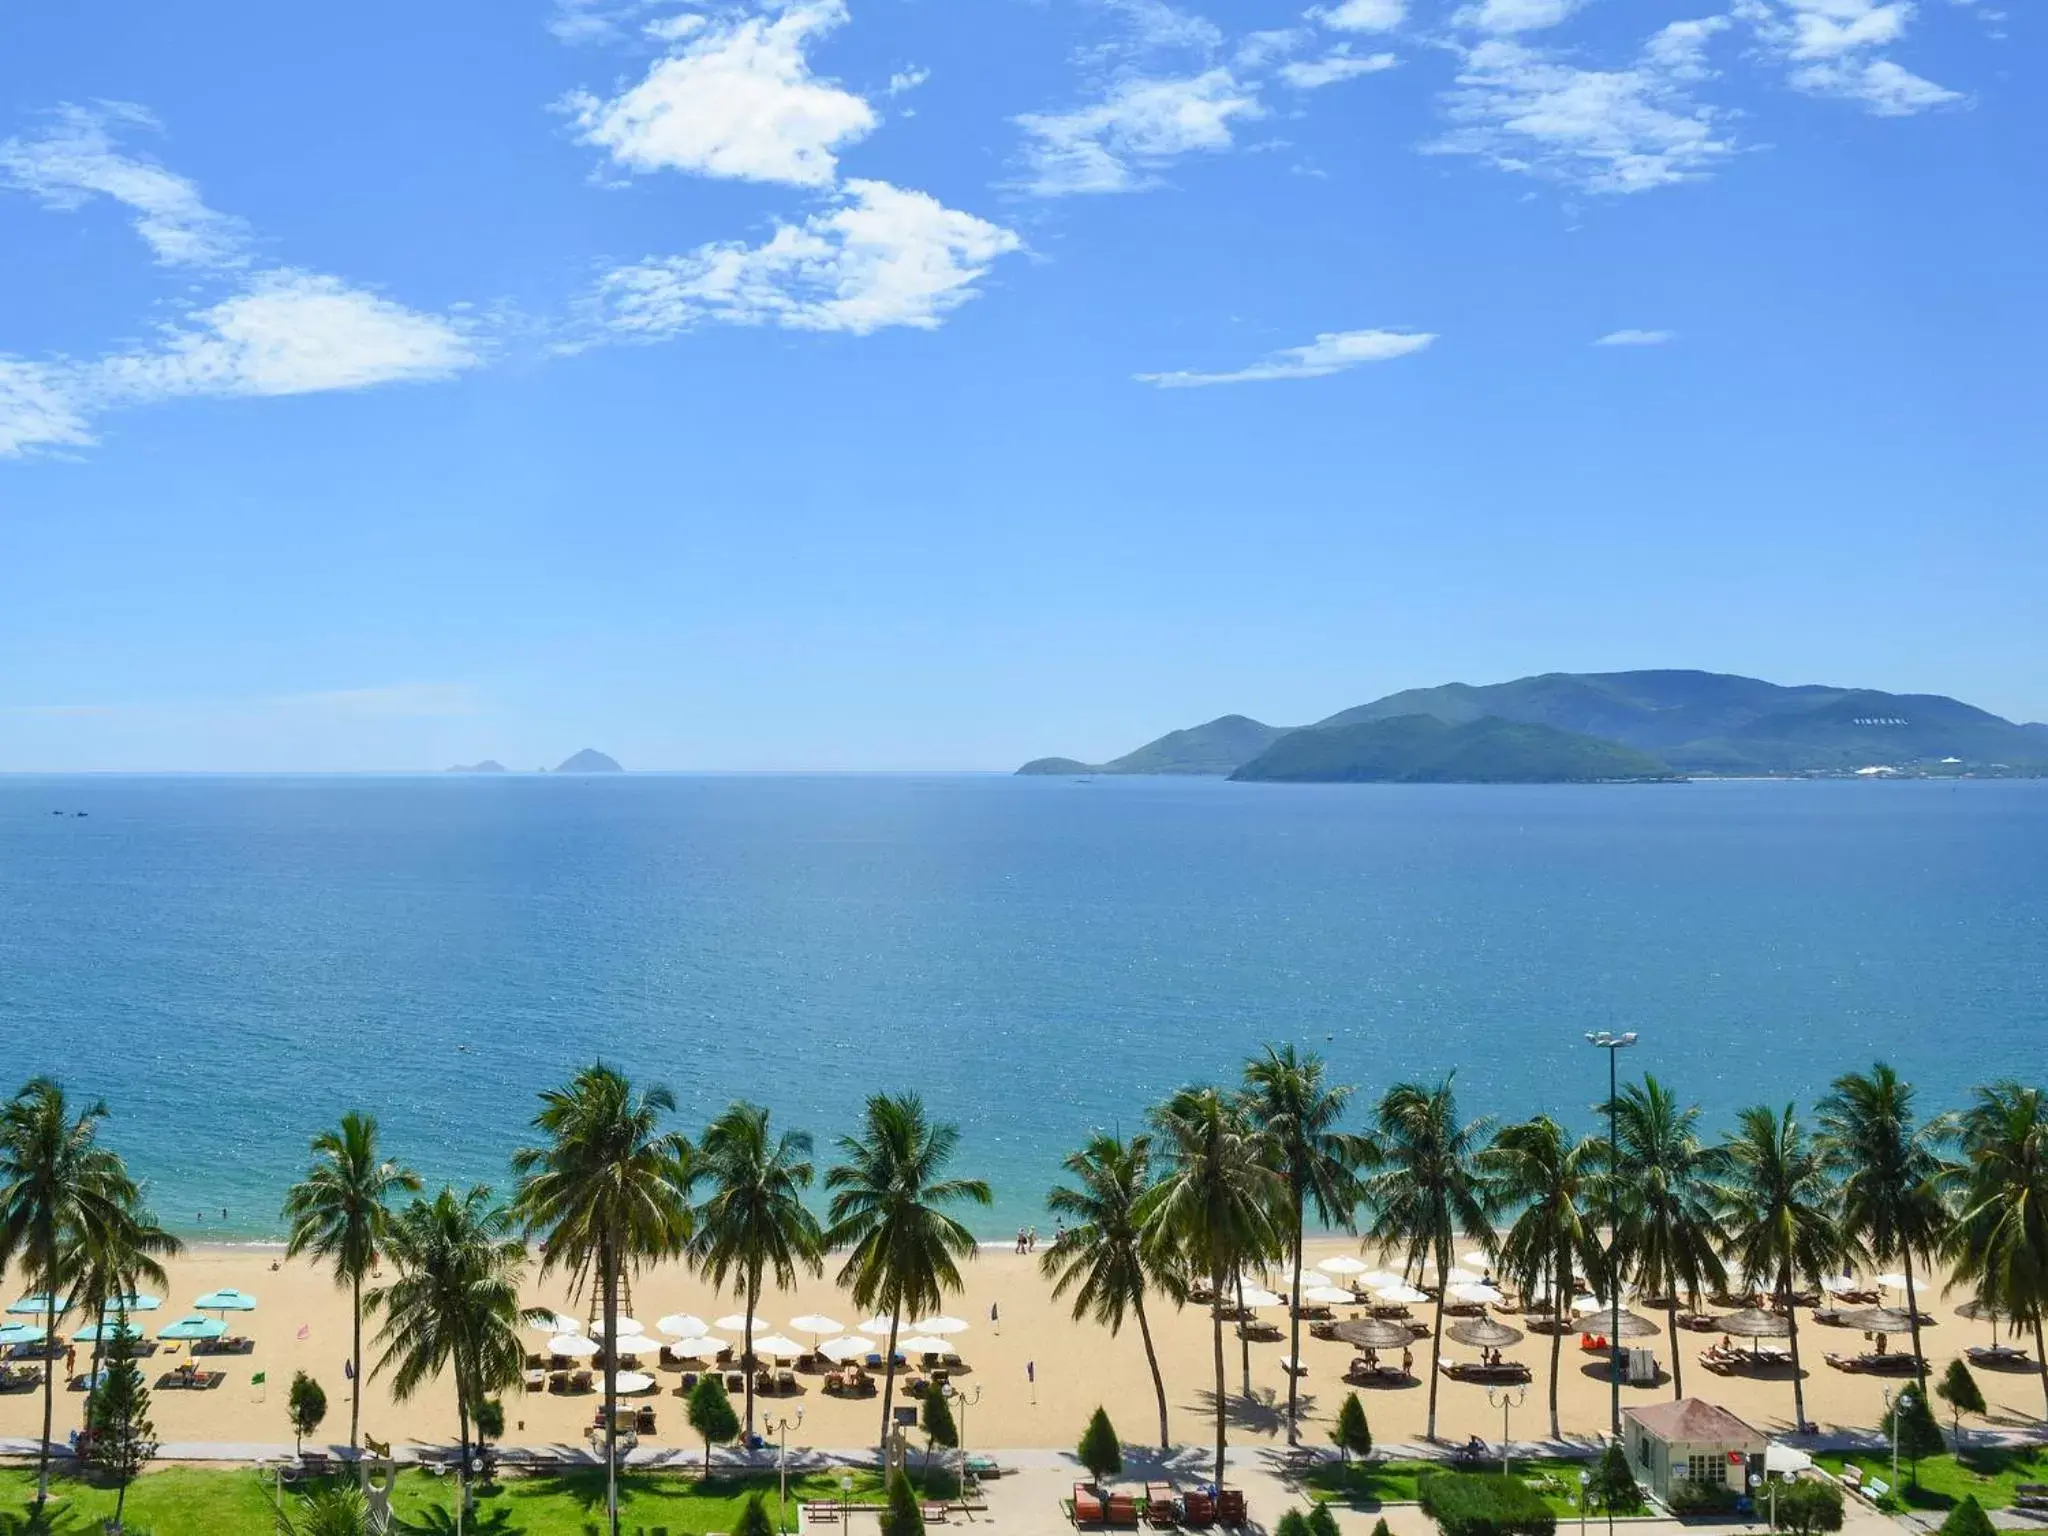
[0,773,2042,1240]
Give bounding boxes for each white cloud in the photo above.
[1314,0,1407,32]
[1594,327,1675,344]
[1743,0,1963,113]
[1016,70,1263,195]
[1782,0,1912,57]
[1456,0,1589,32]
[1137,327,1435,387]
[566,0,876,188]
[1280,49,1399,88]
[591,179,1021,337]
[1098,0,1226,55]
[887,65,930,96]
[1795,55,1960,111]
[0,104,249,269]
[1428,19,1735,193]
[0,360,94,457]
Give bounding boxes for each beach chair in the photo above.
[1217,1489,1247,1527]
[724,1370,745,1394]
[1073,1483,1107,1525]
[570,1369,593,1392]
[1144,1483,1179,1527]
[1181,1489,1216,1528]
[635,1406,657,1434]
[776,1369,797,1394]
[1106,1491,1140,1525]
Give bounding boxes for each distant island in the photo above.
[555,748,623,774]
[445,760,507,774]
[1019,669,2048,783]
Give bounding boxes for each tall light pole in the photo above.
[1487,1383,1527,1478]
[1586,1030,1638,1439]
[950,1382,983,1511]
[769,1406,804,1533]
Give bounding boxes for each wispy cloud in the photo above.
[1016,70,1263,195]
[1741,0,1963,114]
[1594,328,1676,345]
[1313,0,1406,32]
[1138,327,1435,387]
[1279,49,1398,89]
[589,179,1021,337]
[1428,18,1736,194]
[1454,0,1590,32]
[565,0,877,188]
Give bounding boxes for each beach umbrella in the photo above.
[590,1317,643,1338]
[1608,1310,1661,1340]
[1448,1318,1525,1350]
[715,1313,771,1334]
[0,1322,47,1346]
[1819,1274,1858,1295]
[667,1335,728,1359]
[1332,1318,1414,1350]
[157,1315,226,1341]
[607,1333,655,1356]
[7,1294,68,1317]
[101,1292,162,1314]
[530,1312,582,1335]
[858,1315,899,1336]
[73,1320,143,1344]
[1876,1273,1910,1291]
[1303,1285,1359,1306]
[1450,1283,1506,1306]
[1460,1252,1491,1269]
[1360,1271,1404,1290]
[1572,1294,1626,1316]
[819,1335,876,1363]
[1839,1306,1916,1335]
[612,1371,656,1395]
[1315,1256,1368,1278]
[790,1313,843,1340]
[1375,1283,1428,1306]
[1239,1287,1285,1309]
[194,1288,257,1313]
[1716,1308,1792,1342]
[1957,1298,2014,1346]
[898,1335,957,1356]
[1441,1266,1480,1286]
[548,1334,599,1357]
[751,1334,806,1359]
[656,1314,709,1339]
[911,1315,969,1334]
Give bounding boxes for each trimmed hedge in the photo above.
[1418,1472,1558,1536]
[1668,1481,1741,1515]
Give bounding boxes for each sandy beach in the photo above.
[3,1237,2041,1460]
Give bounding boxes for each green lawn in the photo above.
[1304,1457,1592,1515]
[1815,1447,2048,1513]
[0,1463,953,1536]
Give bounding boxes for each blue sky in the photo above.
[0,0,2038,770]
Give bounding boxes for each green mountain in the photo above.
[1230,716,1677,784]
[1017,714,1290,776]
[1018,670,2048,778]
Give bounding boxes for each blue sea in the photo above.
[1,773,2042,1241]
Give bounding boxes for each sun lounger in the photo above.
[1073,1483,1108,1525]
[1968,1344,2030,1366]
[1144,1483,1179,1526]
[1181,1489,1216,1528]
[524,1369,547,1391]
[1106,1492,1140,1525]
[724,1370,745,1393]
[1217,1489,1247,1526]
[776,1369,798,1394]
[570,1369,593,1392]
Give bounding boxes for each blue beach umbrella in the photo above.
[73,1320,143,1344]
[101,1292,163,1315]
[157,1315,226,1341]
[6,1293,69,1317]
[0,1322,47,1346]
[193,1288,257,1313]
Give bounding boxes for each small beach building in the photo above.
[1622,1398,1767,1505]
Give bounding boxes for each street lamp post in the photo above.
[1487,1384,1527,1478]
[768,1407,804,1533]
[1585,1029,1639,1439]
[1884,1385,1915,1494]
[950,1382,983,1513]
[1578,1468,1591,1536]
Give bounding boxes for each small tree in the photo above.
[1078,1406,1123,1486]
[922,1388,959,1473]
[1588,1445,1642,1514]
[86,1344,157,1531]
[1938,1496,1997,1536]
[288,1371,328,1455]
[688,1371,740,1474]
[1332,1393,1372,1463]
[735,1492,777,1536]
[1371,1521,1393,1536]
[1936,1359,1985,1446]
[881,1469,925,1536]
[1884,1387,1944,1486]
[1308,1505,1341,1536]
[275,1484,372,1536]
[1773,1479,1843,1536]
[1275,1512,1313,1536]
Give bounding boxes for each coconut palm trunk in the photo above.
[351,1272,364,1449]
[1284,1196,1305,1444]
[36,1291,56,1506]
[743,1266,759,1439]
[601,1236,618,1535]
[1780,1266,1807,1432]
[2035,1315,2048,1420]
[1902,1259,1927,1390]
[1425,1260,1449,1441]
[1666,1296,1684,1399]
[1209,1271,1227,1481]
[1134,1291,1169,1450]
[1234,1270,1251,1399]
[878,1310,904,1461]
[1546,1284,1565,1439]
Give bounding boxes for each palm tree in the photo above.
[1139,1086,1280,1481]
[1242,1045,1370,1445]
[1817,1063,1953,1389]
[1948,1082,2048,1419]
[370,1186,534,1526]
[283,1112,421,1451]
[1718,1104,1839,1433]
[825,1093,991,1460]
[0,1078,144,1510]
[1363,1076,1494,1443]
[1041,1132,1187,1451]
[1609,1076,1727,1400]
[512,1065,693,1536]
[60,1195,181,1418]
[690,1102,825,1439]
[1481,1115,1605,1439]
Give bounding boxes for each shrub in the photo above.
[1372,1521,1394,1536]
[1883,1388,1944,1484]
[287,1371,327,1454]
[1417,1472,1558,1536]
[1937,1496,1996,1536]
[1772,1478,1843,1536]
[1276,1512,1313,1536]
[923,1388,959,1466]
[734,1493,776,1536]
[687,1371,740,1473]
[1308,1504,1341,1536]
[880,1469,924,1536]
[1937,1359,1986,1443]
[1587,1445,1643,1514]
[1333,1393,1372,1463]
[1078,1406,1123,1484]
[1667,1480,1740,1515]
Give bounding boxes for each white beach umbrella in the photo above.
[1451,1283,1506,1306]
[751,1334,806,1359]
[911,1315,969,1335]
[1819,1275,1857,1295]
[1236,1286,1284,1309]
[668,1335,728,1359]
[590,1317,644,1338]
[715,1313,771,1334]
[819,1335,875,1363]
[1303,1285,1359,1306]
[548,1334,599,1357]
[1441,1266,1480,1286]
[858,1315,899,1336]
[1361,1271,1404,1290]
[656,1314,709,1338]
[898,1335,957,1356]
[1876,1273,1910,1291]
[530,1313,581,1335]
[1316,1256,1369,1277]
[608,1332,655,1355]
[790,1314,843,1339]
[1375,1283,1428,1305]
[1459,1252,1491,1270]
[1572,1295,1624,1316]
[613,1371,656,1395]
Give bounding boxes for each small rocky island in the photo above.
[445,760,507,773]
[555,748,624,773]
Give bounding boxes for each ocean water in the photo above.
[1,773,2042,1241]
